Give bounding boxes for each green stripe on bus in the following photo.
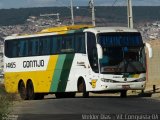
[57,54,75,92]
[50,54,66,92]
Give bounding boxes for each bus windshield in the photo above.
[98,32,146,74]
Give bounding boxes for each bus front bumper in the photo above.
[99,81,146,91]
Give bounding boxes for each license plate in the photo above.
[122,85,130,89]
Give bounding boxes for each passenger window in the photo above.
[75,33,86,53]
[87,32,99,73]
[50,36,58,54]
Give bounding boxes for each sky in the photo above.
[0,0,160,9]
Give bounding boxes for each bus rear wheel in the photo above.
[120,90,127,98]
[78,79,89,98]
[26,81,45,100]
[27,81,35,100]
[18,81,27,100]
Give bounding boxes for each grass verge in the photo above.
[0,84,17,119]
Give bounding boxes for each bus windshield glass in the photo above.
[97,32,146,74]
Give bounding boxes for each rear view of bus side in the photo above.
[4,25,147,100]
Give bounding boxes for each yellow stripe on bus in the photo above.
[47,55,58,70]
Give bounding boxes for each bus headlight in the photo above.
[101,78,114,83]
[138,77,146,82]
[134,77,146,82]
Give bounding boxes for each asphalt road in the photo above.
[12,94,160,120]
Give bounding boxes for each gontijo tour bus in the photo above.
[4,25,152,100]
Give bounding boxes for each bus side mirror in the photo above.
[145,43,152,58]
[96,44,103,59]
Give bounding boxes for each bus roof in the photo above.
[5,25,93,40]
[40,25,93,33]
[5,26,139,40]
[84,27,139,34]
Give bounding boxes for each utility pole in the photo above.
[127,0,133,28]
[70,0,75,25]
[56,13,60,22]
[89,0,96,26]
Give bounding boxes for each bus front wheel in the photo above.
[78,79,89,98]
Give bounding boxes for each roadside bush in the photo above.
[0,84,16,119]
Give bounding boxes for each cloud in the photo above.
[32,0,56,4]
[0,2,3,8]
[96,0,160,6]
[132,0,160,6]
[0,0,160,9]
[26,0,57,7]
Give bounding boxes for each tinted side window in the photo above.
[5,40,13,58]
[50,36,58,54]
[57,36,62,53]
[19,40,28,57]
[28,39,33,56]
[61,35,74,53]
[75,33,86,53]
[5,33,86,58]
[31,38,39,56]
[39,37,50,55]
[87,32,99,73]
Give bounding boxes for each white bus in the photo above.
[4,25,149,100]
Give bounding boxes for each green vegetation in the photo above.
[0,84,15,119]
[0,6,160,26]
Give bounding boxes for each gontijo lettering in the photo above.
[23,60,44,68]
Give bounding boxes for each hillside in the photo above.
[0,6,160,26]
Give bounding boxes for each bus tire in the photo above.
[18,81,28,100]
[27,81,35,100]
[120,90,127,98]
[78,79,89,98]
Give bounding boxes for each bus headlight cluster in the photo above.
[101,78,114,83]
[134,77,146,82]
